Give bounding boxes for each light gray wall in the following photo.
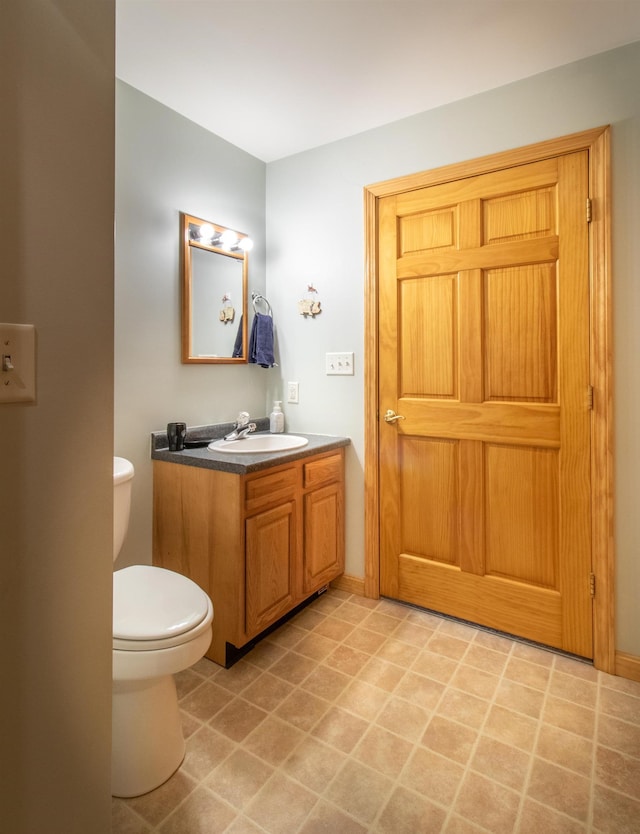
[115,82,267,568]
[266,42,640,655]
[0,2,114,831]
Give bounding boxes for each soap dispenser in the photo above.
[270,401,284,433]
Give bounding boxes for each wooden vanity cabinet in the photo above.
[152,447,345,666]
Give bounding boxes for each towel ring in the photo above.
[251,292,272,316]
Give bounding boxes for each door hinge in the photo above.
[587,384,594,410]
[586,197,593,223]
[589,573,596,597]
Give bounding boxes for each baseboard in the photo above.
[330,574,365,596]
[615,651,640,682]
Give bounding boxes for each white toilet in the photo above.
[112,456,214,797]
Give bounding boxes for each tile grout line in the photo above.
[351,607,454,832]
[161,679,243,833]
[170,647,302,834]
[511,648,556,834]
[173,632,330,834]
[214,593,409,833]
[337,612,517,832]
[288,594,430,833]
[285,594,427,833]
[279,594,459,832]
[438,627,518,833]
[586,670,602,833]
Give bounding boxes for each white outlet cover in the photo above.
[287,381,299,403]
[0,323,36,403]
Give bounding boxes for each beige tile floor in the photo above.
[112,589,640,833]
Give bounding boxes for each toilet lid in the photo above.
[113,565,210,641]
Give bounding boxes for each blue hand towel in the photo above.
[249,313,275,368]
[232,315,244,358]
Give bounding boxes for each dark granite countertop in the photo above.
[151,420,350,475]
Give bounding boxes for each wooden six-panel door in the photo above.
[379,152,593,657]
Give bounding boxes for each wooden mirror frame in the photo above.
[180,211,249,364]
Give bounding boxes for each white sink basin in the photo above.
[208,434,309,454]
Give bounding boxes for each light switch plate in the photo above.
[0,323,36,403]
[325,352,354,375]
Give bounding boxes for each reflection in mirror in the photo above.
[181,212,252,363]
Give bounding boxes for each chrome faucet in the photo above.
[223,411,257,441]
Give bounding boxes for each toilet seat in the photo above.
[113,565,212,651]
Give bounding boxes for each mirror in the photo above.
[181,212,251,363]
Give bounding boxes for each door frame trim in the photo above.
[363,126,614,673]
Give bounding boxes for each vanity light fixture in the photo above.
[189,221,253,254]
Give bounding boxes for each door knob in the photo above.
[384,409,406,423]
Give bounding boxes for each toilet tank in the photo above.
[113,457,134,562]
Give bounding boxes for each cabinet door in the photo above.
[245,501,297,637]
[303,482,344,594]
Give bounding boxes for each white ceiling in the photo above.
[116,1,640,162]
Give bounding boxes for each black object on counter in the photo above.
[167,422,187,451]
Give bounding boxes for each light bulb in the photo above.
[239,237,254,252]
[199,223,215,241]
[220,229,238,248]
